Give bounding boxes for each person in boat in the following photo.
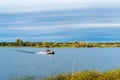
[46,49,51,52]
[46,49,54,54]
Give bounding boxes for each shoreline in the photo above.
[0,46,120,48]
[1,39,120,48]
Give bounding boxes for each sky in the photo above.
[0,0,120,42]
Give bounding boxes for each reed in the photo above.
[16,68,120,80]
[45,68,120,80]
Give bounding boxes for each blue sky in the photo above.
[0,0,120,42]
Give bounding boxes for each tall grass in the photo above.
[46,69,120,80]
[16,68,120,80]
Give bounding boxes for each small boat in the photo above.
[46,49,55,54]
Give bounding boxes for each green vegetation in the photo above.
[16,68,120,80]
[1,39,120,48]
[48,69,120,80]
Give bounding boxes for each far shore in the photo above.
[1,39,120,48]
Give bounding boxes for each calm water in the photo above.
[0,48,120,80]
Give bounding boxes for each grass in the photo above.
[16,68,120,80]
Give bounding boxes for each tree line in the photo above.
[0,39,120,48]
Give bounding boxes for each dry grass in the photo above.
[16,68,120,80]
[46,69,120,80]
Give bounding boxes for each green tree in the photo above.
[73,40,80,47]
[25,41,32,47]
[15,39,23,47]
[34,42,39,48]
[51,42,59,47]
[42,42,50,48]
[80,42,86,47]
[1,42,6,47]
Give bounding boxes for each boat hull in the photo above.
[46,51,55,54]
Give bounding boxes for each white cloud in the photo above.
[0,0,84,13]
[0,0,120,13]
[76,23,120,28]
[1,22,120,41]
[0,36,71,41]
[1,23,120,32]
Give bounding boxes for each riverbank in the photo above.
[17,68,120,80]
[1,40,120,48]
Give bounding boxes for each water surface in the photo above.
[0,48,120,80]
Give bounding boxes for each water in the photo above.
[0,48,120,80]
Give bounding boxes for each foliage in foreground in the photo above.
[16,69,120,80]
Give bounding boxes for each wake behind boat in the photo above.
[16,49,55,55]
[36,49,55,55]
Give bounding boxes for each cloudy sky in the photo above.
[0,0,120,42]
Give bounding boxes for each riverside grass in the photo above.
[17,68,120,80]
